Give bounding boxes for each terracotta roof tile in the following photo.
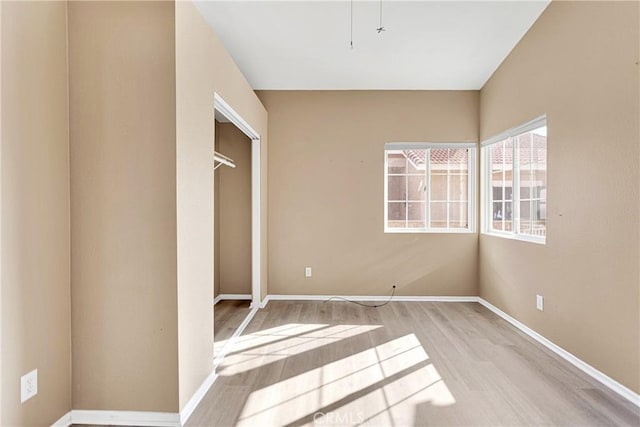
[405,147,469,169]
[490,134,546,164]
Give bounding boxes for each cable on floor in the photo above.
[324,285,396,308]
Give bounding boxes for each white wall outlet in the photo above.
[536,294,544,311]
[305,267,312,278]
[21,369,38,403]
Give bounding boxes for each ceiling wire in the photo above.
[377,0,386,33]
[350,0,354,49]
[351,0,386,49]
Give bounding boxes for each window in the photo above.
[481,116,547,243]
[384,143,476,233]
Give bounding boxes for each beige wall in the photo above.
[1,1,71,424]
[214,126,221,299]
[218,122,252,295]
[1,2,3,422]
[3,0,634,421]
[479,1,639,393]
[258,91,479,297]
[68,1,179,411]
[0,0,265,418]
[175,1,268,410]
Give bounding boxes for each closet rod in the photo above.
[214,151,236,170]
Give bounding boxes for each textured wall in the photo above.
[479,1,639,393]
[1,1,71,424]
[214,125,221,299]
[69,1,179,411]
[176,1,268,410]
[218,123,252,296]
[258,90,480,297]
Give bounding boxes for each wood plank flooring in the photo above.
[189,301,639,426]
[214,300,252,360]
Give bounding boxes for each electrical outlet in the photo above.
[536,294,544,311]
[305,267,312,278]
[21,369,38,403]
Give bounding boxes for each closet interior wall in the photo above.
[215,120,252,298]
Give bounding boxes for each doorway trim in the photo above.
[213,93,261,309]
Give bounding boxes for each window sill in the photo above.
[481,230,546,245]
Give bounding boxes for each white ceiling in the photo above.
[195,0,549,90]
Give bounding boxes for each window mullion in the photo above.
[404,171,408,229]
[468,148,473,231]
[425,149,430,231]
[513,136,520,235]
[530,142,535,228]
[444,149,447,229]
[481,147,485,232]
[502,141,506,232]
[384,152,388,230]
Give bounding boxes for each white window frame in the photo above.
[480,115,547,244]
[384,142,476,234]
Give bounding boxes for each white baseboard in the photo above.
[478,298,640,408]
[51,297,637,427]
[181,305,259,425]
[51,411,72,427]
[50,302,259,427]
[179,371,218,426]
[66,410,180,427]
[214,293,252,305]
[261,294,478,307]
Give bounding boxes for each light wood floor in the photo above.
[214,300,253,360]
[189,301,639,426]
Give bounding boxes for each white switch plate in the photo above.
[21,369,38,403]
[536,294,544,311]
[305,267,312,278]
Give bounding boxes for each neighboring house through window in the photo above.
[481,116,547,243]
[384,142,476,233]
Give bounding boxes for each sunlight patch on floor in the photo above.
[230,323,330,352]
[217,323,382,376]
[234,332,455,426]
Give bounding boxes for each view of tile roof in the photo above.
[394,132,545,170]
[489,134,547,164]
[405,148,469,170]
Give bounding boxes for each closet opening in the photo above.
[212,94,261,366]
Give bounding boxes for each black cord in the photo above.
[377,0,385,33]
[324,285,396,308]
[350,0,354,49]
